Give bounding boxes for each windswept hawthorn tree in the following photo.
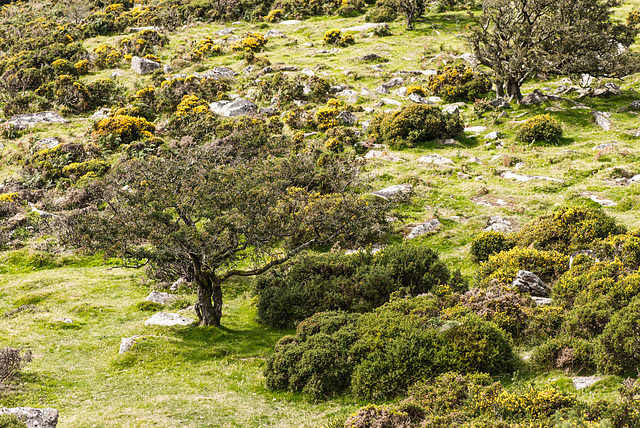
[468,0,640,102]
[65,140,393,326]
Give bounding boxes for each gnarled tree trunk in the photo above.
[506,78,523,103]
[192,257,223,327]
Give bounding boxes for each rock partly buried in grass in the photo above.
[572,376,603,389]
[520,89,548,105]
[408,93,431,104]
[360,53,387,62]
[145,312,195,327]
[630,100,640,110]
[372,183,413,199]
[417,154,453,165]
[131,56,161,75]
[484,216,512,232]
[531,296,553,305]
[501,171,563,183]
[512,270,550,297]
[197,66,237,79]
[464,125,487,133]
[406,218,441,239]
[119,336,142,354]
[0,407,59,428]
[374,77,403,94]
[342,22,389,32]
[337,111,358,125]
[8,112,69,130]
[279,20,302,25]
[35,137,61,150]
[593,111,612,131]
[145,291,177,305]
[209,98,257,117]
[588,194,617,206]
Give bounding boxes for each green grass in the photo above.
[0,262,367,427]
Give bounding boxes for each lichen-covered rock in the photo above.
[145,312,195,326]
[8,112,68,130]
[512,270,550,297]
[131,56,161,75]
[0,407,59,428]
[209,98,257,117]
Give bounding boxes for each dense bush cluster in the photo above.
[368,104,464,149]
[265,295,514,400]
[256,244,461,327]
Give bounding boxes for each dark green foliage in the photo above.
[459,285,532,338]
[368,104,464,149]
[561,295,616,339]
[264,311,360,399]
[516,206,624,255]
[0,415,27,428]
[530,336,597,371]
[256,244,457,328]
[350,301,514,399]
[365,2,397,23]
[596,296,640,374]
[517,114,563,144]
[470,231,515,263]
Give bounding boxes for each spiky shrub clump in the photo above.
[517,114,563,144]
[368,104,463,149]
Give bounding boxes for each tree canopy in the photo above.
[65,141,392,326]
[467,0,639,102]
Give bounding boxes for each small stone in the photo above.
[393,87,408,97]
[484,131,499,140]
[381,97,402,106]
[468,156,482,164]
[216,28,234,36]
[417,154,453,165]
[520,89,548,105]
[514,162,526,169]
[337,111,358,125]
[279,20,302,25]
[501,171,563,183]
[630,100,640,111]
[265,29,287,38]
[163,64,173,74]
[372,184,413,199]
[336,89,358,99]
[407,219,441,239]
[209,98,257,117]
[170,277,186,291]
[573,376,603,390]
[342,22,389,32]
[145,312,195,327]
[457,172,471,179]
[36,137,61,150]
[464,125,487,133]
[60,317,73,324]
[408,93,432,104]
[531,297,553,306]
[145,291,177,305]
[484,216,512,232]
[119,336,141,354]
[589,195,617,206]
[442,139,460,146]
[593,111,612,131]
[593,142,615,151]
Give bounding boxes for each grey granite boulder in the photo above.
[372,184,413,199]
[8,112,68,130]
[145,312,195,326]
[337,111,358,125]
[145,291,176,305]
[131,56,161,75]
[512,270,550,297]
[0,408,58,428]
[209,98,257,117]
[407,219,441,239]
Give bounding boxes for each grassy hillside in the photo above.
[2,0,640,426]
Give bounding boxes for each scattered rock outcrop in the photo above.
[407,219,441,239]
[145,291,177,305]
[372,184,413,199]
[209,98,257,117]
